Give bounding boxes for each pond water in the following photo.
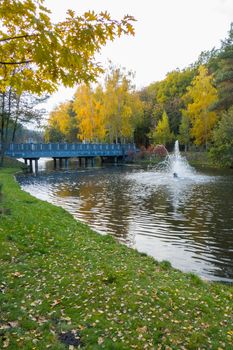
[17,157,233,283]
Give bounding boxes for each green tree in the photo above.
[179,113,191,152]
[136,82,160,147]
[214,23,233,111]
[155,68,195,134]
[210,107,233,167]
[151,110,174,146]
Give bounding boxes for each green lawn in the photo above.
[0,167,232,349]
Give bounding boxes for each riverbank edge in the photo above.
[0,167,232,350]
[130,151,214,168]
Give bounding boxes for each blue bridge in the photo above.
[6,142,137,172]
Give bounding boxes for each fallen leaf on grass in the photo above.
[12,272,24,278]
[3,338,9,348]
[0,321,19,330]
[8,321,19,328]
[136,326,147,334]
[51,299,61,308]
[98,337,104,345]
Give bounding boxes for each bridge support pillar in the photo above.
[24,159,28,165]
[53,158,57,169]
[114,156,118,164]
[79,158,82,167]
[59,158,63,168]
[64,158,69,169]
[35,159,39,175]
[29,159,33,173]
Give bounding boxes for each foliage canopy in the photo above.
[0,0,135,94]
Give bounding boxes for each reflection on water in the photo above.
[17,163,233,283]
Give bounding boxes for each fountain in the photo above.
[161,140,195,179]
[128,140,211,192]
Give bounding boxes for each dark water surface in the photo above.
[17,162,233,283]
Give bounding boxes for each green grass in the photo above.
[0,167,233,350]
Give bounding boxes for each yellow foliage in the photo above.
[46,66,143,143]
[48,102,72,137]
[151,110,174,145]
[0,0,135,94]
[73,84,106,142]
[183,65,218,148]
[104,67,142,142]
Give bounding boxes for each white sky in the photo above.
[43,0,233,112]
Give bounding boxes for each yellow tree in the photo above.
[73,84,106,142]
[123,91,144,141]
[46,101,73,141]
[151,110,174,146]
[0,0,135,94]
[0,0,135,163]
[183,65,218,149]
[104,66,142,143]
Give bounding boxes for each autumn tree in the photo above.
[45,101,77,142]
[104,66,142,143]
[0,0,135,94]
[0,0,135,164]
[150,110,174,146]
[135,68,195,148]
[154,68,195,134]
[73,84,106,142]
[46,66,143,144]
[183,65,218,149]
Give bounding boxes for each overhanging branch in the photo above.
[0,34,38,43]
[0,60,33,65]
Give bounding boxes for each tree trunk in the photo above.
[0,93,6,167]
[12,95,21,142]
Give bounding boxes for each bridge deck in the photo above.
[6,143,136,159]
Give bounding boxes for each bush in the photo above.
[153,144,168,157]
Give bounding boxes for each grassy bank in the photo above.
[0,167,232,350]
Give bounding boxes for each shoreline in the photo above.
[0,167,233,349]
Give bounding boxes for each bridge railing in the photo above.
[6,143,137,158]
[8,143,136,151]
